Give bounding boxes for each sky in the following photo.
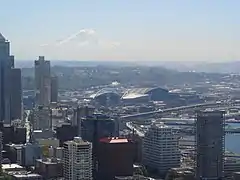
[1,0,240,62]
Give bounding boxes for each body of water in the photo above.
[226,123,240,154]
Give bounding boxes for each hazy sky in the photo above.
[1,0,240,61]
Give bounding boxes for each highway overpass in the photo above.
[121,101,240,120]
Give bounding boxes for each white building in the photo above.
[34,56,51,106]
[142,123,180,174]
[63,137,92,180]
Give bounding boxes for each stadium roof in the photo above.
[90,88,120,99]
[122,87,168,99]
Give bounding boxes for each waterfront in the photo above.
[226,123,240,154]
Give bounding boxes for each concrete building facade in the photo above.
[142,123,181,175]
[63,137,92,180]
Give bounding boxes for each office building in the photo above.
[22,143,42,167]
[56,124,78,146]
[0,123,26,145]
[81,114,117,178]
[34,56,51,106]
[13,127,27,144]
[72,106,95,134]
[196,110,225,180]
[63,137,92,180]
[10,68,22,120]
[32,106,51,130]
[36,138,59,148]
[5,144,23,165]
[35,158,63,179]
[98,137,134,180]
[0,33,15,124]
[55,147,63,159]
[81,114,116,143]
[32,129,54,140]
[50,76,58,103]
[142,123,181,175]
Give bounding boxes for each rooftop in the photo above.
[65,137,91,145]
[2,164,24,171]
[36,158,62,164]
[100,137,130,144]
[8,171,42,178]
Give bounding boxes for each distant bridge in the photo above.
[120,101,240,120]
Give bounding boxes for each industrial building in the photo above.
[63,137,92,180]
[142,123,181,176]
[97,137,134,180]
[195,110,225,180]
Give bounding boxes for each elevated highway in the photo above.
[121,101,240,120]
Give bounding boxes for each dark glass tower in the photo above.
[0,33,11,124]
[0,33,22,124]
[196,110,225,180]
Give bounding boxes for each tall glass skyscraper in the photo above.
[0,33,22,124]
[34,56,51,106]
[0,33,12,124]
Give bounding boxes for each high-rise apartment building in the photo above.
[143,123,181,175]
[63,137,92,180]
[0,33,22,124]
[196,110,225,180]
[34,56,51,106]
[50,76,58,103]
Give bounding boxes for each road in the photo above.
[121,101,240,120]
[24,110,31,142]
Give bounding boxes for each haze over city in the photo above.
[1,0,240,62]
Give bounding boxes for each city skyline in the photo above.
[1,0,240,62]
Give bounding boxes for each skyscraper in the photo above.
[34,56,51,106]
[0,33,21,124]
[63,137,92,180]
[50,76,58,103]
[10,68,22,120]
[196,110,225,180]
[142,123,181,175]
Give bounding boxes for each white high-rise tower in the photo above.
[63,137,92,180]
